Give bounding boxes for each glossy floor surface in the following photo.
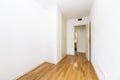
[17,53,98,80]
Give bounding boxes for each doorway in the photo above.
[74,24,91,61]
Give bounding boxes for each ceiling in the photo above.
[36,0,57,8]
[36,0,93,19]
[58,0,93,19]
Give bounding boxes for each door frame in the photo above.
[74,22,91,61]
[85,21,91,61]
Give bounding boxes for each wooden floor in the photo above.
[17,53,98,80]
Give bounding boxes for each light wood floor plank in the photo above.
[17,53,98,80]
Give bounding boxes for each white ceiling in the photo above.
[36,0,93,19]
[36,0,57,8]
[58,0,93,19]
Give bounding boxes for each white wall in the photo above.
[46,6,58,64]
[56,8,67,63]
[90,0,120,79]
[61,14,67,58]
[0,0,59,80]
[67,17,89,55]
[77,26,86,53]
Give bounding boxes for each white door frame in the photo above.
[74,21,91,61]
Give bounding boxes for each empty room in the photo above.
[0,0,120,80]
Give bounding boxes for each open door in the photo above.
[74,25,86,55]
[74,23,91,61]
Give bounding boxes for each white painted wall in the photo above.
[46,6,58,64]
[0,0,61,79]
[67,17,89,55]
[77,26,86,53]
[90,0,120,79]
[61,13,67,58]
[56,8,67,63]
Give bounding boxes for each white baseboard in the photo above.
[91,60,106,80]
[77,51,86,53]
[66,53,74,55]
[13,61,52,80]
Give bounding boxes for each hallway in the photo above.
[17,53,98,80]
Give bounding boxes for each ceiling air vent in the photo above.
[78,18,82,21]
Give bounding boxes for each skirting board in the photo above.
[91,60,106,80]
[13,55,67,80]
[13,62,47,80]
[77,52,86,54]
[67,53,74,55]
